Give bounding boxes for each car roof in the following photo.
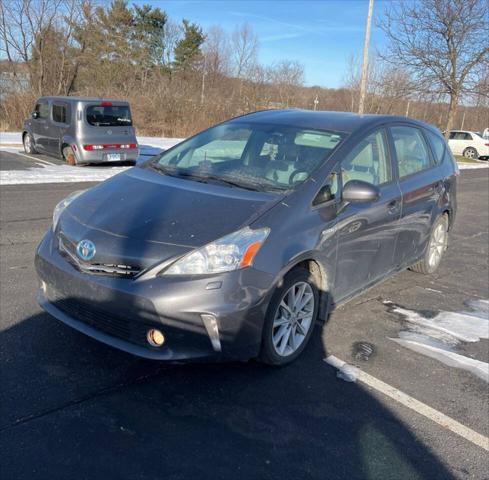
[36,96,129,104]
[229,109,437,135]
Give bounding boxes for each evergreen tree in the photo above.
[173,20,205,70]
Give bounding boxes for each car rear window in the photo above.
[86,105,132,127]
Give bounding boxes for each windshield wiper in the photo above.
[147,164,286,192]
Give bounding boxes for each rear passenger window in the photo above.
[425,130,446,165]
[341,130,391,186]
[52,103,68,124]
[391,126,432,178]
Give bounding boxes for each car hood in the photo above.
[59,167,283,269]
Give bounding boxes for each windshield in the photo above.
[86,105,132,127]
[150,122,347,191]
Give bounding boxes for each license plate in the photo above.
[107,153,121,161]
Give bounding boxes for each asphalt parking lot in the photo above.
[1,149,488,479]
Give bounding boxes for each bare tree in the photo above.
[379,0,489,136]
[230,23,258,79]
[267,60,305,107]
[202,25,230,77]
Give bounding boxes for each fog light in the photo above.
[147,328,165,347]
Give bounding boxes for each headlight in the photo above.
[52,190,85,231]
[162,227,270,275]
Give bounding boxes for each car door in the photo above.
[332,128,402,302]
[50,102,70,154]
[31,100,50,151]
[389,125,441,267]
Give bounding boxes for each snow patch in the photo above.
[324,355,360,382]
[458,162,489,169]
[386,299,489,382]
[0,131,183,149]
[0,162,130,185]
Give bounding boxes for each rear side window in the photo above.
[86,105,132,127]
[452,132,472,140]
[52,103,69,124]
[425,130,446,165]
[34,102,49,119]
[391,126,432,178]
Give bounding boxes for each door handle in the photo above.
[387,199,401,215]
[44,125,49,130]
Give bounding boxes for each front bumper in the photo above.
[35,229,276,361]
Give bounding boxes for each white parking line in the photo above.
[13,151,57,166]
[325,355,489,452]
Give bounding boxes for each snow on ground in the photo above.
[0,131,183,149]
[1,162,131,185]
[0,134,183,185]
[386,299,489,382]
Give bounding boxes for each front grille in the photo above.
[58,233,141,278]
[47,288,151,346]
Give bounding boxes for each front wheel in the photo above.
[410,215,449,274]
[259,268,319,366]
[23,133,37,154]
[463,147,478,159]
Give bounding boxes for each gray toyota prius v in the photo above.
[35,110,458,365]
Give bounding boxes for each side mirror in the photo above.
[342,180,380,203]
[31,111,39,119]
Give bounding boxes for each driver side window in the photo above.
[341,130,391,186]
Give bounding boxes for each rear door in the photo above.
[31,100,50,151]
[84,102,136,150]
[333,128,402,301]
[389,125,441,267]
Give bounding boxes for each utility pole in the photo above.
[460,110,466,130]
[313,94,319,111]
[405,100,410,117]
[200,71,207,105]
[358,0,374,115]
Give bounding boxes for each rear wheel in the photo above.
[62,145,76,166]
[410,215,449,274]
[23,133,37,154]
[463,147,478,159]
[259,268,319,366]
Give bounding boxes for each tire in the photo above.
[259,267,319,366]
[62,145,76,166]
[410,215,449,274]
[463,147,478,159]
[23,133,37,154]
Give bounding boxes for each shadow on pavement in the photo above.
[0,305,456,480]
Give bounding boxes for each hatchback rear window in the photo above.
[86,105,132,127]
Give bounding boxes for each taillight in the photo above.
[485,143,489,147]
[83,143,137,151]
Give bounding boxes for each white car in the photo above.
[448,130,489,160]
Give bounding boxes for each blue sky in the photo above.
[140,0,391,88]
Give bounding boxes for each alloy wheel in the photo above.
[428,222,447,268]
[272,281,315,357]
[464,148,477,159]
[24,135,31,153]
